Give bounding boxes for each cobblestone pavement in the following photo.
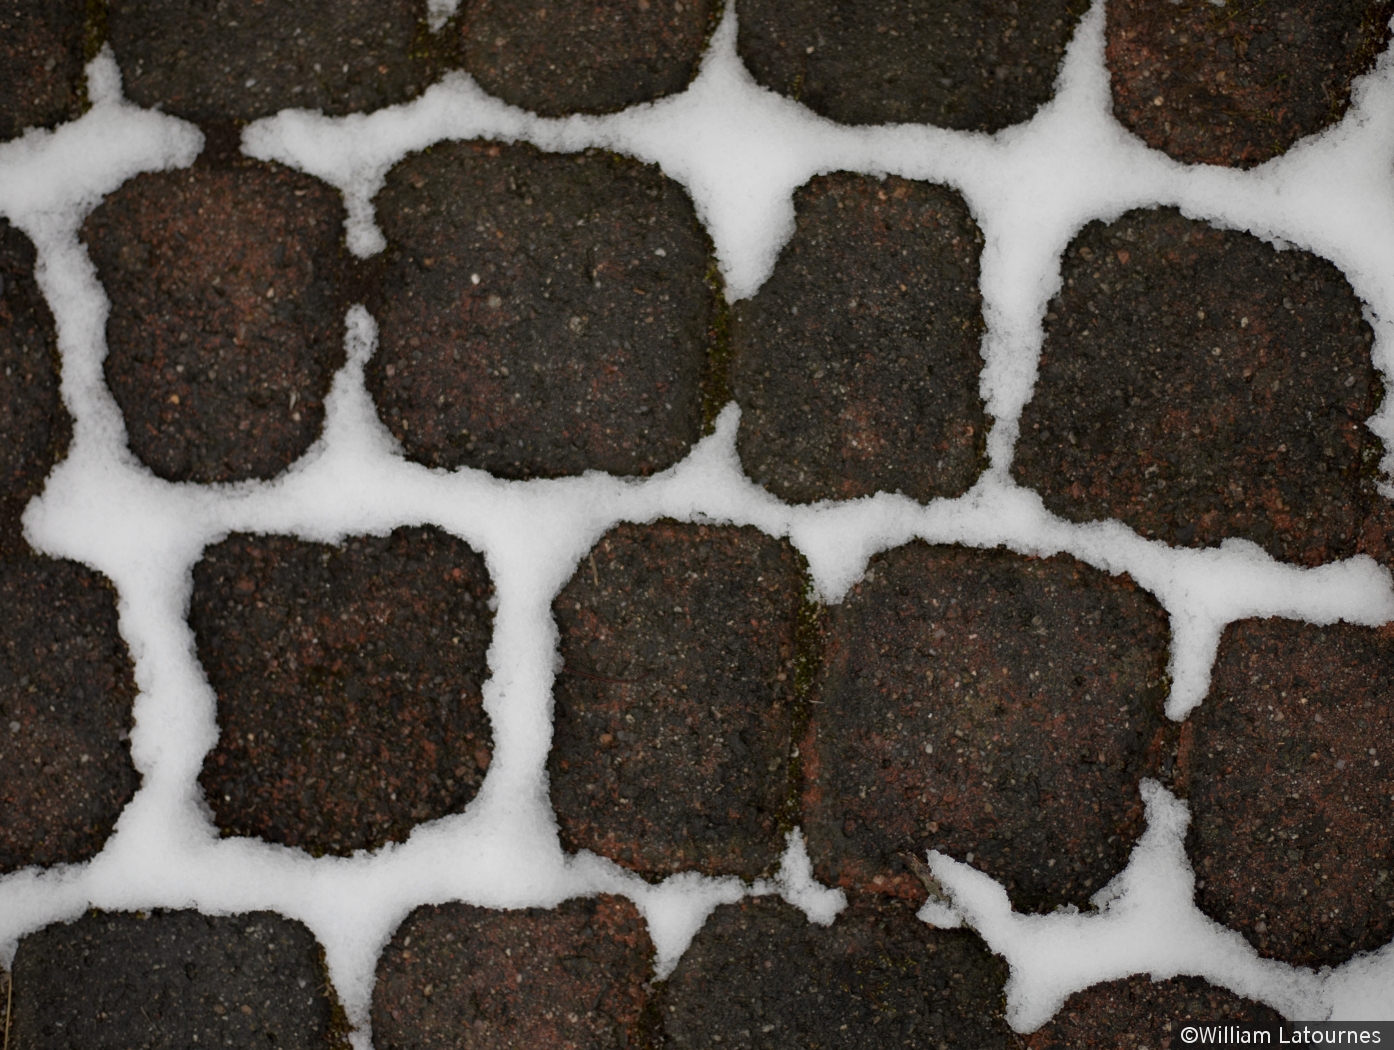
[2,1,1393,1047]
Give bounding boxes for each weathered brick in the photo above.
[1107,0,1394,168]
[460,0,717,117]
[194,526,494,857]
[366,142,713,480]
[1024,974,1284,1049]
[0,1,85,141]
[10,909,344,1050]
[83,154,349,484]
[372,896,656,1050]
[0,554,139,873]
[549,522,802,881]
[1181,619,1394,968]
[0,218,70,548]
[804,543,1172,911]
[1015,207,1379,567]
[737,0,1088,131]
[732,174,987,504]
[660,895,1014,1049]
[108,0,456,123]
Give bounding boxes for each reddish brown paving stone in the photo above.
[803,542,1172,911]
[11,910,346,1050]
[372,896,656,1050]
[549,522,803,881]
[0,1,85,141]
[107,0,458,123]
[0,553,139,873]
[0,218,71,549]
[460,0,718,117]
[366,142,713,481]
[1023,974,1284,1049]
[737,0,1088,131]
[1180,619,1394,968]
[1107,0,1394,169]
[193,526,494,857]
[660,894,1016,1049]
[731,173,988,504]
[1014,207,1380,567]
[83,155,349,484]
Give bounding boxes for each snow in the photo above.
[1,0,1393,1041]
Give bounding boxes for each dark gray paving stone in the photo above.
[660,895,1015,1049]
[460,0,718,117]
[107,0,457,123]
[373,896,657,1050]
[1107,0,1394,168]
[9,909,346,1049]
[732,173,987,504]
[194,526,494,857]
[549,522,804,881]
[1024,975,1284,1049]
[366,141,714,480]
[803,542,1173,912]
[1014,207,1380,567]
[0,1,85,141]
[83,155,349,485]
[737,0,1088,131]
[0,553,139,873]
[1181,619,1394,968]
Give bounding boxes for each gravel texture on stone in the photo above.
[0,553,139,873]
[1023,974,1285,1049]
[1106,0,1394,169]
[549,522,804,881]
[0,1,85,141]
[0,218,71,548]
[804,542,1172,911]
[660,895,1015,1049]
[9,909,345,1050]
[1181,618,1394,968]
[84,151,349,485]
[1015,207,1380,567]
[194,526,494,857]
[366,141,713,480]
[736,0,1088,131]
[732,173,987,504]
[460,0,718,117]
[373,896,656,1050]
[107,0,457,123]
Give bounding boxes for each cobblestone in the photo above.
[1015,207,1379,566]
[459,0,717,117]
[1107,0,1394,168]
[737,0,1088,131]
[83,152,349,484]
[9,909,345,1050]
[107,0,455,123]
[1024,974,1284,1049]
[660,894,1015,1048]
[0,1,85,141]
[803,542,1172,911]
[193,526,494,857]
[373,896,656,1050]
[732,173,987,504]
[0,554,139,873]
[1181,618,1394,968]
[366,142,713,480]
[549,522,804,881]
